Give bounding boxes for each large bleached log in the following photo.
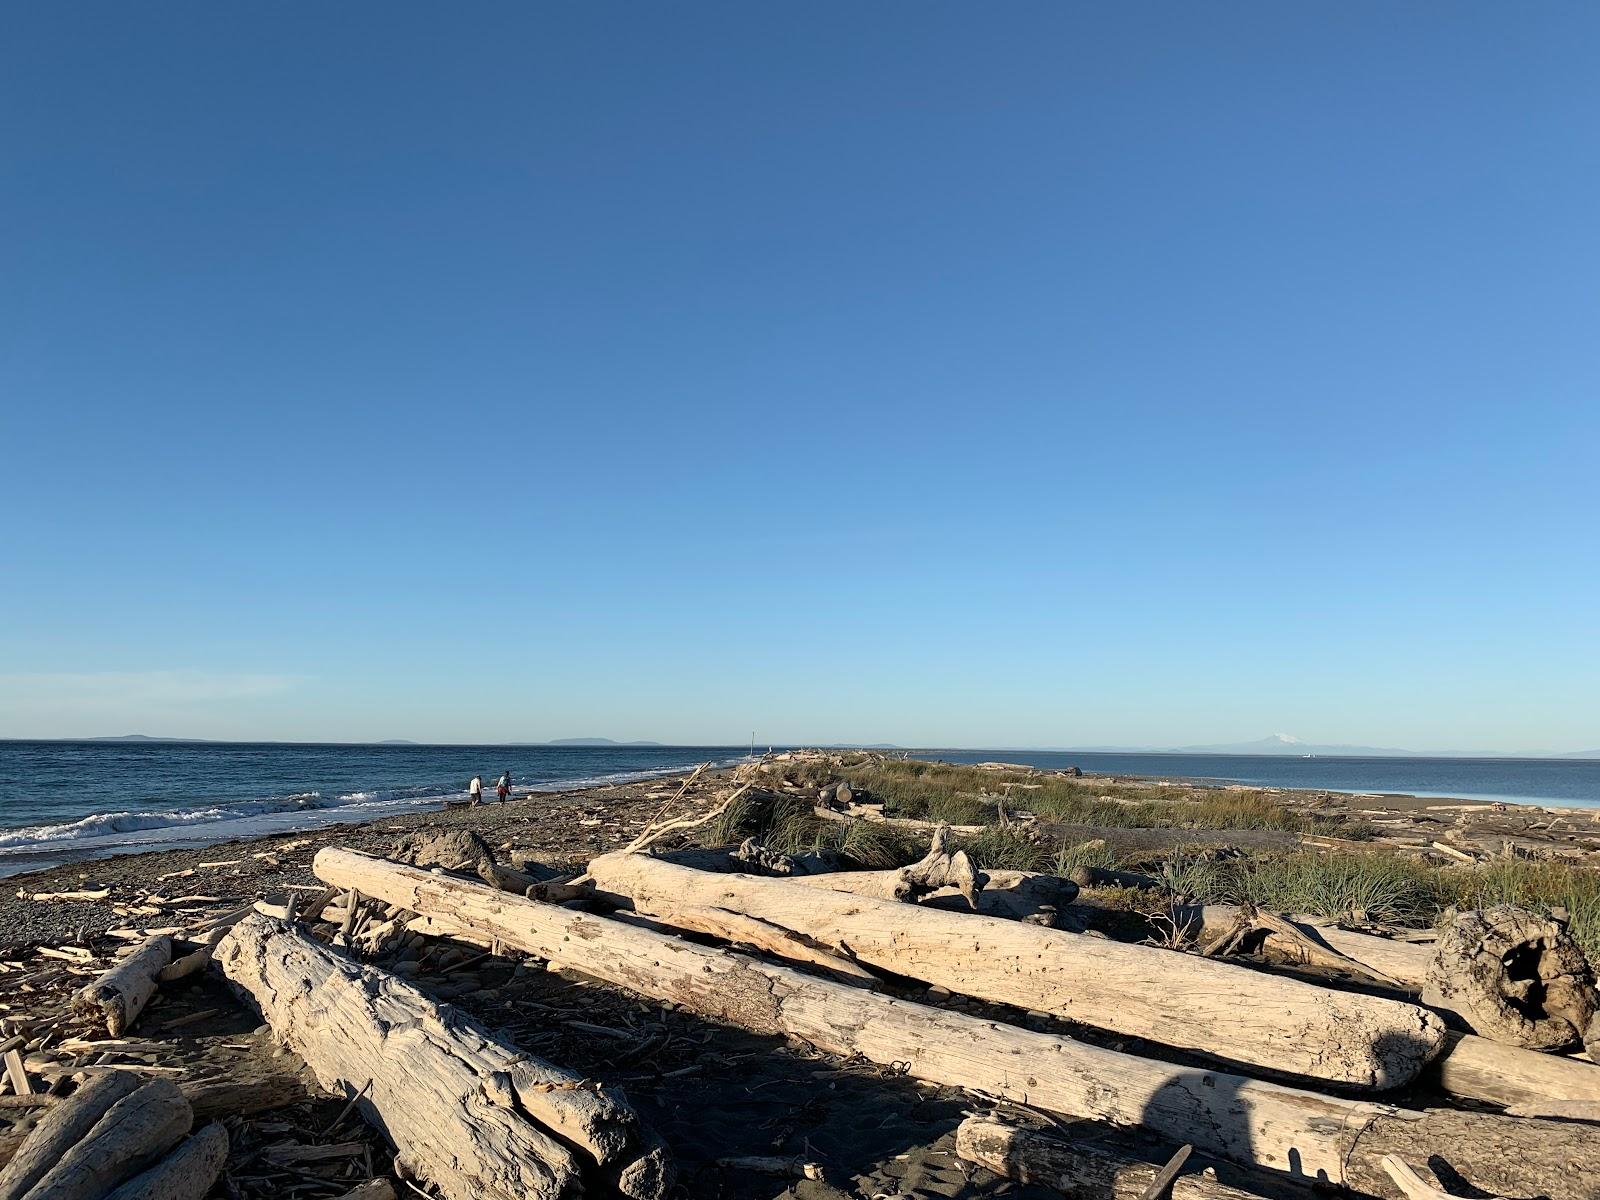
[315,847,1600,1199]
[218,914,668,1200]
[24,1078,192,1200]
[103,1122,228,1200]
[1165,905,1600,1109]
[954,1116,1262,1200]
[71,935,173,1036]
[583,851,1444,1088]
[1432,1031,1600,1112]
[0,1070,144,1200]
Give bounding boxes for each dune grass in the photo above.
[789,756,1343,835]
[1151,847,1600,957]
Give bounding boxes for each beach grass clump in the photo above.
[956,826,1053,872]
[1152,849,1442,926]
[1442,859,1600,961]
[1052,839,1123,875]
[816,819,923,869]
[708,789,819,854]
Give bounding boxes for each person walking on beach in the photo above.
[496,770,511,803]
[468,774,483,806]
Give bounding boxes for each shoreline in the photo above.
[6,755,1593,953]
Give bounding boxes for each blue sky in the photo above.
[2,4,1596,751]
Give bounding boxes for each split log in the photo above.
[71,935,172,1035]
[315,847,1600,1199]
[23,1078,191,1200]
[954,1116,1262,1200]
[1423,905,1597,1049]
[218,914,669,1200]
[0,1070,143,1200]
[583,851,1444,1088]
[104,1122,228,1200]
[810,804,984,835]
[1168,904,1430,988]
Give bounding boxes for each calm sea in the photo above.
[1,741,1596,877]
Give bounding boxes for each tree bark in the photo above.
[583,851,1444,1088]
[954,1116,1264,1200]
[0,1070,143,1200]
[315,847,1600,1200]
[217,913,669,1200]
[71,935,173,1036]
[23,1078,192,1200]
[103,1122,228,1200]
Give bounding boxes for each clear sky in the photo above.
[2,4,1596,752]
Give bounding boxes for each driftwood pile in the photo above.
[9,760,1600,1200]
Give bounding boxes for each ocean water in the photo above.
[927,749,1600,808]
[0,741,750,877]
[1,741,1597,878]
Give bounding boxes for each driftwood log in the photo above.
[0,1070,144,1200]
[1423,905,1597,1049]
[1160,904,1600,1109]
[218,914,668,1200]
[22,1078,192,1200]
[315,847,1600,1199]
[104,1122,228,1200]
[71,935,173,1036]
[583,851,1444,1088]
[954,1116,1262,1200]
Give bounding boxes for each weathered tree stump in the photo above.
[1423,906,1597,1050]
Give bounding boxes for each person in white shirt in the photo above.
[468,775,483,806]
